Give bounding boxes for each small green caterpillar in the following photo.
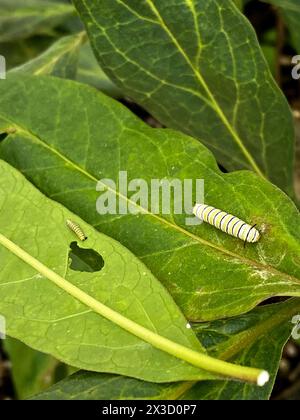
[66,219,87,241]
[193,204,260,243]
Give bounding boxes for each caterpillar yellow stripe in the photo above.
[193,204,260,243]
[66,219,87,241]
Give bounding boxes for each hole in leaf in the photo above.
[0,133,8,143]
[68,241,104,273]
[217,163,227,173]
[0,127,17,143]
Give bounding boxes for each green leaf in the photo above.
[73,0,295,196]
[0,36,56,70]
[1,159,265,383]
[3,338,61,399]
[0,74,300,321]
[0,0,75,42]
[0,75,300,322]
[182,298,298,399]
[77,43,123,97]
[5,30,122,96]
[263,0,300,52]
[9,32,86,78]
[31,299,300,400]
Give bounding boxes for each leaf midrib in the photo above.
[2,118,299,286]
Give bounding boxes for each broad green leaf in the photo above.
[77,43,123,97]
[31,299,300,400]
[1,75,300,322]
[73,0,295,196]
[3,338,61,399]
[0,0,75,42]
[0,159,258,383]
[9,32,86,78]
[264,0,300,52]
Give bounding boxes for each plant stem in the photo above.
[0,233,269,386]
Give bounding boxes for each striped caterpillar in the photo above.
[66,219,87,241]
[193,204,260,243]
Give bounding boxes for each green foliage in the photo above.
[74,0,295,195]
[264,0,300,52]
[1,75,299,323]
[3,338,61,399]
[0,0,74,42]
[0,0,299,401]
[31,299,300,400]
[0,159,224,383]
[9,32,86,78]
[0,36,56,70]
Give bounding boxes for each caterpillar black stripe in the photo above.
[193,204,260,243]
[66,219,87,241]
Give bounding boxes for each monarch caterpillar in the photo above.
[193,204,260,243]
[66,219,87,241]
